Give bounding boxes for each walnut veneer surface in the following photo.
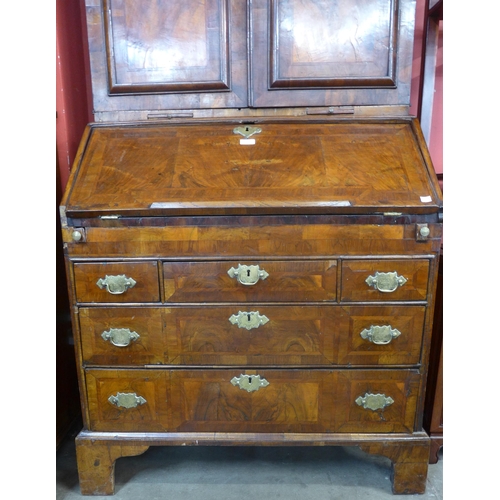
[60,0,443,495]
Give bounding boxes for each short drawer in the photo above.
[85,368,420,434]
[73,262,160,303]
[86,369,169,432]
[79,307,167,365]
[337,305,426,365]
[163,260,337,302]
[341,259,430,302]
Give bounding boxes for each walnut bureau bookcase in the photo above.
[60,0,443,495]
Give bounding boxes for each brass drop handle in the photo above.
[97,274,137,294]
[227,264,269,286]
[365,271,407,293]
[101,328,140,347]
[355,393,394,411]
[231,374,269,392]
[229,311,269,330]
[108,392,147,409]
[360,325,401,345]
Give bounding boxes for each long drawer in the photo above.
[85,368,421,434]
[79,305,426,366]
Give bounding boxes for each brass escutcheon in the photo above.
[233,126,262,139]
[365,271,407,293]
[229,311,269,330]
[231,374,269,392]
[96,274,137,294]
[360,325,401,345]
[227,264,269,286]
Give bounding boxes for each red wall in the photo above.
[410,0,443,176]
[56,0,92,197]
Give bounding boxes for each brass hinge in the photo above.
[306,106,355,116]
[147,112,194,120]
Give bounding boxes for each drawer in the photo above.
[79,305,424,367]
[73,262,160,303]
[341,259,430,302]
[79,307,168,365]
[85,368,420,434]
[86,369,169,432]
[163,260,337,302]
[337,305,426,365]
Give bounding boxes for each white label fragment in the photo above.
[420,196,432,203]
[240,138,255,145]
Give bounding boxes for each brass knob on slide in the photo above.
[72,230,82,242]
[419,226,430,237]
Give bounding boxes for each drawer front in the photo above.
[79,307,167,365]
[341,259,430,302]
[165,305,338,366]
[86,369,169,432]
[163,260,337,302]
[78,305,424,367]
[337,305,426,365]
[73,262,160,303]
[334,370,420,433]
[173,369,419,434]
[85,369,419,433]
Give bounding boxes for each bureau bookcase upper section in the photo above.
[86,0,417,121]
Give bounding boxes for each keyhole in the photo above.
[245,127,249,132]
[247,314,251,322]
[248,377,252,384]
[247,269,251,277]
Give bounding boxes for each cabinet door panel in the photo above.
[104,0,230,94]
[250,0,416,107]
[88,0,248,116]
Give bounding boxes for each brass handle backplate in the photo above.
[360,325,401,345]
[356,393,394,411]
[108,392,147,409]
[227,264,269,286]
[231,374,269,392]
[229,311,269,330]
[97,274,137,294]
[101,328,140,347]
[365,271,407,293]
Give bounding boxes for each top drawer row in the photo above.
[72,259,430,304]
